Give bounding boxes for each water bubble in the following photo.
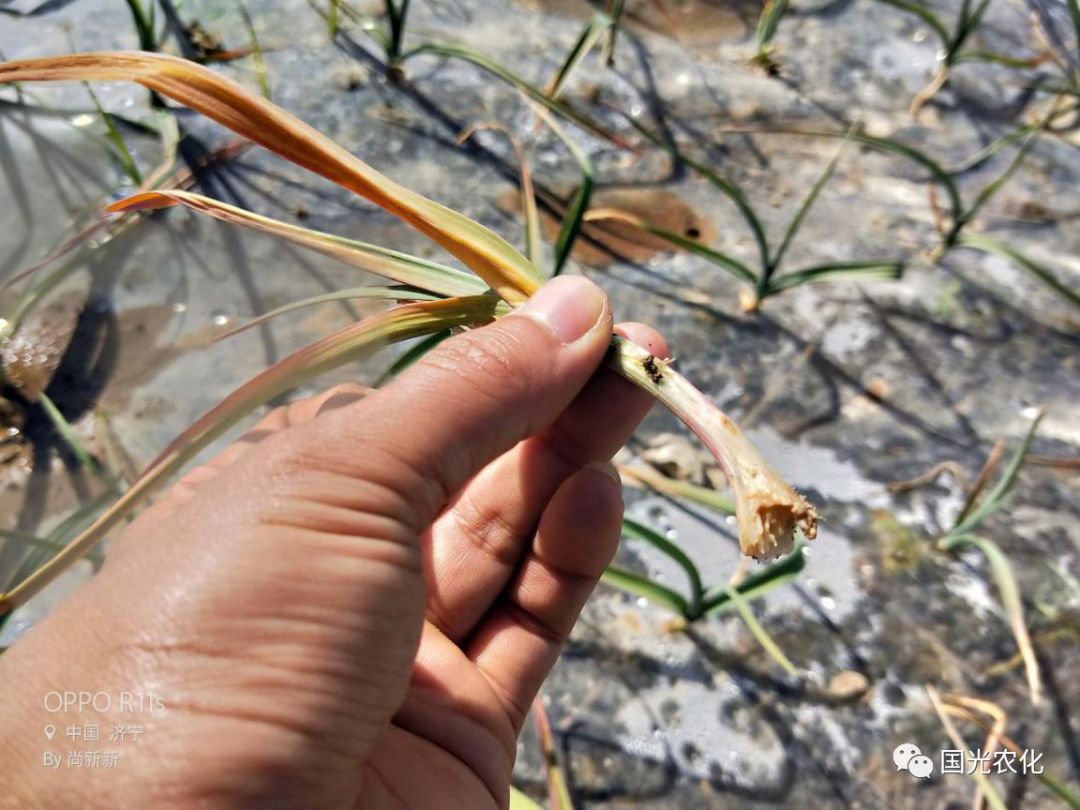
[725,515,737,526]
[211,311,231,326]
[70,114,95,128]
[912,29,927,43]
[172,303,188,314]
[820,595,836,611]
[636,597,649,608]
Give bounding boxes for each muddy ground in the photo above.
[1,0,1078,806]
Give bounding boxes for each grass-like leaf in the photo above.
[756,0,788,45]
[542,112,594,276]
[939,533,1041,705]
[585,208,757,285]
[701,539,806,613]
[926,687,1010,810]
[108,191,489,297]
[600,0,626,65]
[327,0,340,35]
[941,697,1080,807]
[873,0,950,45]
[952,49,1045,69]
[122,0,157,52]
[0,296,500,613]
[619,113,771,273]
[846,131,965,226]
[958,234,1080,312]
[547,13,612,100]
[754,0,790,74]
[621,517,704,614]
[215,286,444,342]
[768,130,854,281]
[4,490,115,592]
[951,0,993,60]
[36,392,101,479]
[235,0,271,99]
[601,567,691,616]
[0,528,104,566]
[723,583,799,675]
[0,52,541,303]
[532,697,575,810]
[1069,0,1080,51]
[952,408,1043,534]
[756,125,965,227]
[509,787,545,810]
[402,43,631,150]
[765,260,904,293]
[85,82,142,184]
[385,0,412,64]
[458,124,543,268]
[939,410,1045,705]
[949,122,1046,244]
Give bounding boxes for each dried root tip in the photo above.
[607,336,819,561]
[745,497,818,560]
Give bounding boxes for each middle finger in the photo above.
[422,322,668,642]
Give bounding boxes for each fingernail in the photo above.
[515,276,605,344]
[584,461,622,490]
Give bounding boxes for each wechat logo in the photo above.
[894,743,934,779]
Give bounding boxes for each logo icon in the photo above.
[894,743,934,779]
[43,724,56,742]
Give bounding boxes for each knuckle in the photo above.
[323,382,370,399]
[423,323,541,402]
[314,383,370,415]
[452,492,524,567]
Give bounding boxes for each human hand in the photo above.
[0,276,667,809]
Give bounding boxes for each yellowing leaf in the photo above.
[0,295,499,613]
[110,191,487,297]
[0,52,540,303]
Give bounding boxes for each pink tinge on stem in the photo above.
[608,338,817,560]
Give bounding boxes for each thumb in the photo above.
[277,274,614,532]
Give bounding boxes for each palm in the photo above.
[356,623,514,809]
[350,322,667,807]
[0,288,669,810]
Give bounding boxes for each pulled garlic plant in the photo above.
[0,52,816,613]
[611,338,816,559]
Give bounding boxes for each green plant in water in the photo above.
[596,118,905,311]
[0,52,817,616]
[711,112,1080,313]
[753,0,789,75]
[872,0,1044,110]
[601,464,805,672]
[938,409,1045,706]
[321,0,412,75]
